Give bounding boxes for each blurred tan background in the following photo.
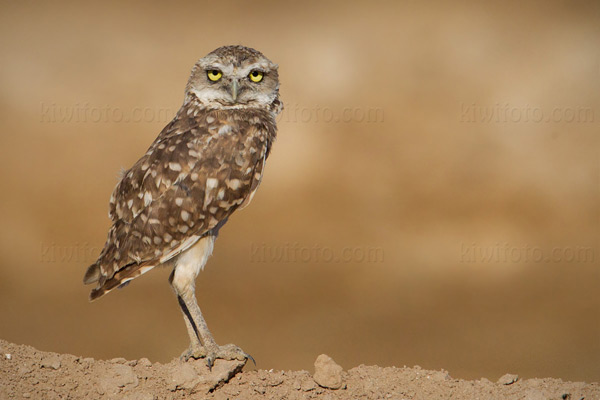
[0,0,598,382]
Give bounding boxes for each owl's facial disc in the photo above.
[186,51,279,110]
[200,63,269,106]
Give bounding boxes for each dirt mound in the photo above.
[1,339,597,399]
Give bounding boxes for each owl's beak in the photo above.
[230,80,239,102]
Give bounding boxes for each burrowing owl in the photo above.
[83,45,282,368]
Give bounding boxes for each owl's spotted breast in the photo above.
[86,102,276,293]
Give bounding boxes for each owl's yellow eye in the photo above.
[249,70,264,83]
[207,70,222,82]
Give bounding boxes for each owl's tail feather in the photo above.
[87,262,156,301]
[83,263,101,285]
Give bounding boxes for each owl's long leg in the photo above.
[169,236,252,369]
[171,276,252,368]
[169,271,205,359]
[173,282,215,358]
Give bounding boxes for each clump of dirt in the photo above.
[1,339,598,399]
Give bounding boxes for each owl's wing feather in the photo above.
[85,106,275,299]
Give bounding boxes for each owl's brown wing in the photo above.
[84,106,275,300]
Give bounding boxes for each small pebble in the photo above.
[41,355,61,370]
[498,373,519,385]
[138,357,152,367]
[313,354,344,390]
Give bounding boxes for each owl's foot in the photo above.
[204,343,255,370]
[181,343,255,370]
[180,344,207,361]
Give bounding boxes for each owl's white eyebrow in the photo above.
[202,62,271,78]
[205,63,234,75]
[238,63,270,76]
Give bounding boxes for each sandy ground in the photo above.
[1,339,598,400]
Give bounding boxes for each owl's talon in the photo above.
[247,353,256,366]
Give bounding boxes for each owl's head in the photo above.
[185,45,281,113]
